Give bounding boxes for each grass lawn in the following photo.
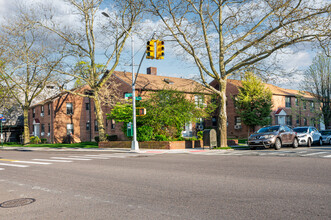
[1,142,98,148]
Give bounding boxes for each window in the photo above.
[310,101,314,111]
[41,106,44,114]
[86,103,90,110]
[111,119,116,129]
[48,123,51,132]
[296,115,300,125]
[285,97,291,108]
[303,101,307,110]
[86,122,90,130]
[295,98,299,106]
[94,120,98,131]
[66,103,73,114]
[235,116,241,125]
[48,103,51,115]
[212,117,217,127]
[286,116,292,126]
[67,123,74,135]
[303,118,307,126]
[33,108,35,118]
[310,118,315,126]
[41,124,45,133]
[195,95,204,108]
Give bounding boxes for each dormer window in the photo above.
[163,78,174,84]
[66,103,73,115]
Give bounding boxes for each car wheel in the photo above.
[318,138,323,146]
[274,138,282,150]
[292,138,298,148]
[307,138,312,147]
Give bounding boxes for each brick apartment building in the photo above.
[28,67,212,143]
[210,79,323,138]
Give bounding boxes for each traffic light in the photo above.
[156,40,164,60]
[146,40,155,59]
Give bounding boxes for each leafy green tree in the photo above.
[234,72,273,132]
[108,90,216,140]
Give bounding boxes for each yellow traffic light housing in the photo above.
[146,40,155,59]
[156,40,164,60]
[136,107,146,116]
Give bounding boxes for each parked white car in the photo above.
[293,126,323,147]
[320,130,331,145]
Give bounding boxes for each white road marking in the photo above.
[67,156,108,159]
[298,151,307,154]
[322,155,331,158]
[51,157,91,161]
[0,163,29,168]
[302,152,328,156]
[32,159,72,162]
[0,168,4,170]
[12,161,51,165]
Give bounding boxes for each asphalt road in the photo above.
[0,150,330,220]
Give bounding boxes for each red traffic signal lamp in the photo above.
[156,40,164,60]
[146,40,155,59]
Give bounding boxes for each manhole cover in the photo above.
[0,198,36,208]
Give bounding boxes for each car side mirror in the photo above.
[280,129,285,133]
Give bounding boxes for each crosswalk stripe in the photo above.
[68,156,108,159]
[12,161,51,165]
[0,168,4,170]
[51,157,91,161]
[0,163,29,168]
[32,159,72,162]
[322,155,331,158]
[302,152,328,156]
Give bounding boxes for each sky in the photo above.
[0,0,327,91]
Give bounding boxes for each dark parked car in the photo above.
[248,125,298,150]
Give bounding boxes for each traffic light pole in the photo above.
[102,12,139,151]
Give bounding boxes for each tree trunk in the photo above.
[93,93,106,142]
[23,106,30,145]
[217,79,227,147]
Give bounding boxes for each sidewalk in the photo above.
[0,146,238,154]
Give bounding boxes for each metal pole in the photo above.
[1,120,3,147]
[131,35,139,151]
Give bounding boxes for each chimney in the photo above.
[147,67,157,75]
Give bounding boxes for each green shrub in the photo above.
[155,134,168,141]
[40,138,47,144]
[197,131,203,140]
[106,134,118,141]
[176,137,185,141]
[30,136,41,144]
[187,137,198,141]
[137,125,154,142]
[94,136,99,143]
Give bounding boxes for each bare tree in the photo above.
[0,13,65,145]
[32,0,144,142]
[303,54,331,128]
[150,0,331,147]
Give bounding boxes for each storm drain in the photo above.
[0,198,36,208]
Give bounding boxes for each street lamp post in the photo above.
[102,12,139,151]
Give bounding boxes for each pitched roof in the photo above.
[114,71,212,94]
[226,79,315,99]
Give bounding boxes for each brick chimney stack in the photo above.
[147,67,157,75]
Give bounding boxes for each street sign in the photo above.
[125,93,132,98]
[136,97,142,101]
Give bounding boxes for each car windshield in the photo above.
[293,128,308,133]
[257,126,280,133]
[320,130,331,135]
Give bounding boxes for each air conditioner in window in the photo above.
[40,113,44,117]
[234,125,242,129]
[47,133,50,137]
[41,132,45,136]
